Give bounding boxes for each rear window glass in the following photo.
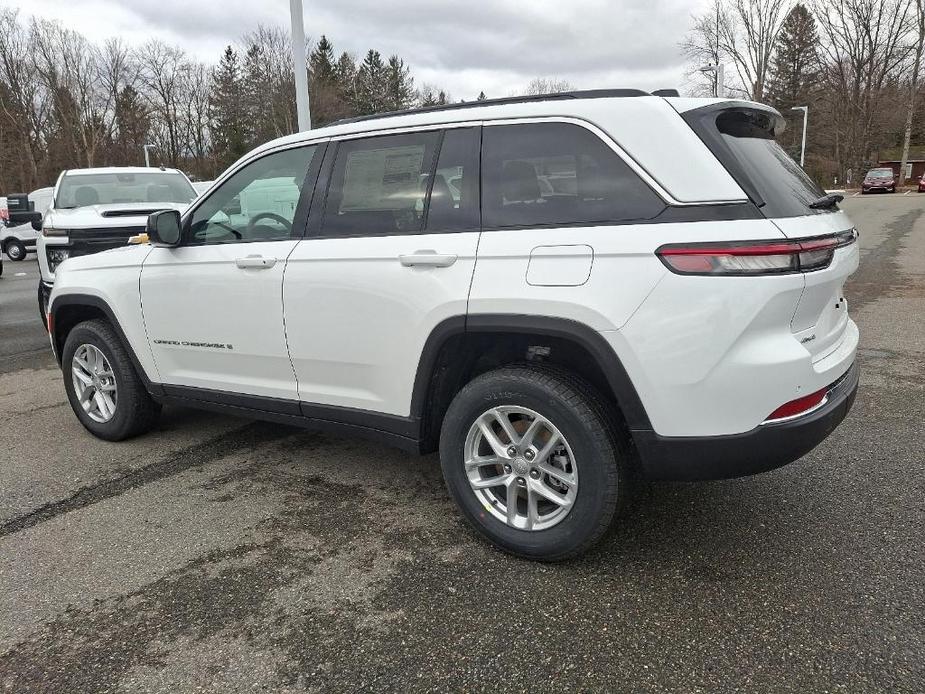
[714,109,829,218]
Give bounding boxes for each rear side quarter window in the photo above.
[481,122,665,228]
[686,106,829,219]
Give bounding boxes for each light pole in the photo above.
[791,106,808,167]
[699,63,725,98]
[289,0,311,132]
[143,144,156,167]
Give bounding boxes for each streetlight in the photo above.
[143,144,156,168]
[791,106,808,167]
[699,63,725,98]
[289,0,311,132]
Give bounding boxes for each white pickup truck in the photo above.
[36,167,197,312]
[1,187,54,261]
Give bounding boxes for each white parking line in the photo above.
[852,192,860,197]
[904,190,912,196]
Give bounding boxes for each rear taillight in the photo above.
[657,230,857,276]
[764,387,828,423]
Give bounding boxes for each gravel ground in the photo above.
[0,195,922,693]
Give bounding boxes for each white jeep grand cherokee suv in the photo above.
[45,91,860,560]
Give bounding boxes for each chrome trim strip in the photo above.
[760,394,830,425]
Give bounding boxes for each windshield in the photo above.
[55,172,196,209]
[867,169,893,179]
[712,109,829,218]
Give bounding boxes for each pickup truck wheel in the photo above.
[439,365,628,561]
[62,319,160,441]
[4,239,26,261]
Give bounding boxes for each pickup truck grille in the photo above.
[67,226,145,257]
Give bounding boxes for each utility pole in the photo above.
[700,64,724,97]
[715,2,721,97]
[143,144,156,167]
[289,0,311,131]
[791,106,808,167]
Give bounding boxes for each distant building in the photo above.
[877,151,925,182]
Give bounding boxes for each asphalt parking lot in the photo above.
[1,196,923,693]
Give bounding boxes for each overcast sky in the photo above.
[18,0,708,100]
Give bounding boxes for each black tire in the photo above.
[62,319,161,441]
[4,239,26,261]
[439,365,630,561]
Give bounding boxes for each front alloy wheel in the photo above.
[465,406,577,531]
[71,343,118,422]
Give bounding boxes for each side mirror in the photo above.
[147,209,182,247]
[27,212,43,232]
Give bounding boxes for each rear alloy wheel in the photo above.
[464,405,578,532]
[440,365,629,561]
[4,239,26,261]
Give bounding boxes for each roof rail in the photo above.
[331,88,651,126]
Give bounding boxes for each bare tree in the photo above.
[0,7,45,189]
[723,0,791,100]
[683,0,790,99]
[135,40,190,166]
[522,77,574,95]
[181,62,211,177]
[813,0,914,179]
[899,0,925,184]
[30,17,108,168]
[681,0,726,95]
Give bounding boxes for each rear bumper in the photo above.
[633,361,859,481]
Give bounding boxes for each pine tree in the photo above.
[209,46,248,169]
[765,4,821,163]
[385,55,414,111]
[355,50,387,115]
[242,43,268,146]
[477,91,487,101]
[334,51,358,113]
[310,35,336,84]
[766,4,820,110]
[113,85,149,165]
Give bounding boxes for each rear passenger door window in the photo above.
[481,122,665,228]
[322,131,440,237]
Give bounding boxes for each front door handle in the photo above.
[235,255,277,269]
[398,250,458,268]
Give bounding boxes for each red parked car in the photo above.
[861,168,896,193]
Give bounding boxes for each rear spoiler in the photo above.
[678,101,787,209]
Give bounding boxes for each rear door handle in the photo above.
[235,255,277,269]
[398,250,458,268]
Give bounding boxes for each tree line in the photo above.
[0,7,453,192]
[683,0,925,187]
